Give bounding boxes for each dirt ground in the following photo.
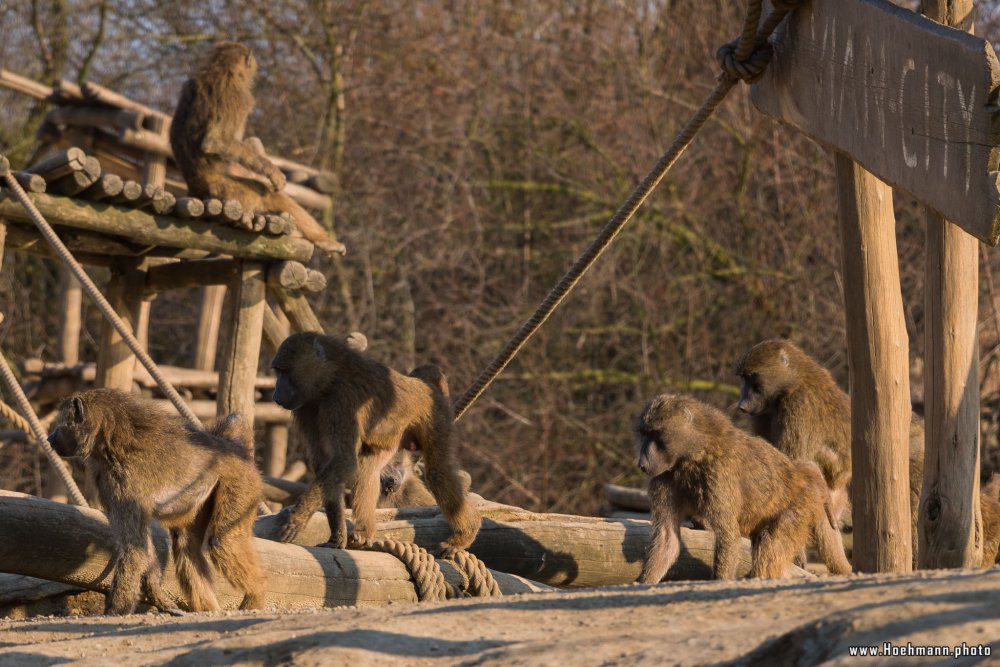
[2,568,999,666]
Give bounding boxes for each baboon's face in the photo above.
[380,463,405,497]
[47,396,92,458]
[271,333,328,410]
[634,396,700,477]
[735,342,791,415]
[737,371,769,416]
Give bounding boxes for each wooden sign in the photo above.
[751,0,1000,244]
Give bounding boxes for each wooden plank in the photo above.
[0,193,313,262]
[751,0,1000,244]
[920,0,984,570]
[216,262,266,423]
[837,155,913,573]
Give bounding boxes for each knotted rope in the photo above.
[452,0,805,421]
[360,538,502,600]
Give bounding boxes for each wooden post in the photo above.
[919,0,983,569]
[57,266,81,367]
[264,423,289,511]
[140,115,167,189]
[216,262,266,423]
[193,286,226,371]
[269,285,324,333]
[94,260,146,391]
[836,154,912,573]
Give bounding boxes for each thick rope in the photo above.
[0,330,88,506]
[446,550,502,598]
[361,538,451,601]
[0,161,201,430]
[452,0,801,421]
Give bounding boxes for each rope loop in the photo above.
[715,39,774,84]
[361,538,450,601]
[445,550,503,598]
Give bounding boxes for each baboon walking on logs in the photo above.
[634,394,851,582]
[48,389,266,614]
[170,41,345,255]
[270,332,480,555]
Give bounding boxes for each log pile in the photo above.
[0,490,810,618]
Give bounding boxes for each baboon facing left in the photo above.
[634,394,851,582]
[48,389,266,614]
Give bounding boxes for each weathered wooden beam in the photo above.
[0,491,547,610]
[79,173,124,201]
[2,223,141,263]
[0,193,314,262]
[216,262,266,422]
[193,285,226,372]
[58,266,82,367]
[604,484,651,512]
[0,69,52,99]
[145,258,235,294]
[149,399,289,424]
[94,259,146,392]
[267,261,327,293]
[751,0,1000,244]
[837,154,912,573]
[10,172,46,194]
[23,148,87,182]
[44,106,144,132]
[254,497,811,587]
[269,285,323,333]
[920,0,984,570]
[261,303,290,356]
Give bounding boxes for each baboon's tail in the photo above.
[212,412,255,454]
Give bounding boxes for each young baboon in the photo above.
[378,450,437,508]
[170,41,345,255]
[634,394,852,583]
[271,332,480,555]
[47,389,266,614]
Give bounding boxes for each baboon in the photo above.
[47,389,266,614]
[170,41,345,255]
[634,394,852,583]
[736,339,987,569]
[378,450,437,508]
[271,332,480,555]
[982,474,1000,567]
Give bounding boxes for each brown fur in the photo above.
[271,332,480,555]
[377,450,437,508]
[635,394,852,583]
[47,389,265,614]
[170,41,344,255]
[982,474,1000,567]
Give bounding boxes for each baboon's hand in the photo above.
[277,506,307,543]
[267,166,286,192]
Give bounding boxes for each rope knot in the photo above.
[716,39,774,84]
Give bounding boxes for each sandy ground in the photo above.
[2,568,1000,666]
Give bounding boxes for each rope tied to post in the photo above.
[452,0,804,420]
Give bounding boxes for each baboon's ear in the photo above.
[345,331,368,352]
[312,337,328,362]
[71,396,85,423]
[778,349,789,367]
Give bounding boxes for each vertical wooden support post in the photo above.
[919,0,982,571]
[264,423,289,511]
[194,286,227,371]
[58,266,82,367]
[836,155,912,573]
[95,260,146,391]
[217,262,266,424]
[142,116,168,189]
